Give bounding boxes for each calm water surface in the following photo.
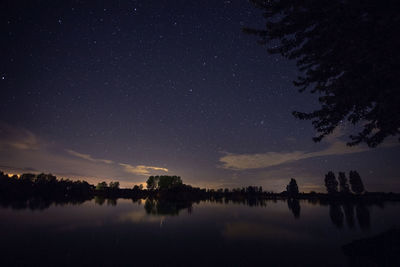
[1,199,399,266]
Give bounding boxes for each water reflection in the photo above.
[0,195,88,210]
[326,202,371,230]
[329,203,345,228]
[0,195,398,267]
[0,195,377,231]
[287,198,301,219]
[143,198,193,216]
[356,204,371,230]
[343,203,355,229]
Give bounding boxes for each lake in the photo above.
[1,198,399,266]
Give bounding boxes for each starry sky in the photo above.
[1,0,399,192]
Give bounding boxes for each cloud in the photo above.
[219,127,398,171]
[119,163,168,176]
[66,149,114,164]
[0,123,169,186]
[0,122,40,150]
[219,141,370,170]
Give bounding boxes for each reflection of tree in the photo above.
[144,199,193,216]
[0,196,87,211]
[94,196,105,205]
[287,198,301,219]
[356,204,370,230]
[343,203,355,229]
[329,203,344,228]
[328,201,371,230]
[107,198,117,206]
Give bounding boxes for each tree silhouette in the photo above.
[146,175,183,190]
[109,181,120,189]
[324,171,338,194]
[245,0,400,147]
[96,181,108,190]
[338,172,350,194]
[286,178,299,197]
[146,176,158,190]
[157,175,182,190]
[20,173,35,182]
[349,171,365,194]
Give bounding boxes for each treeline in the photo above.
[0,171,93,199]
[1,170,399,206]
[0,171,93,210]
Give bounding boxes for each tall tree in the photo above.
[245,0,400,147]
[157,175,182,190]
[96,181,108,190]
[338,172,350,194]
[146,176,158,190]
[349,171,365,194]
[324,171,338,194]
[109,181,120,189]
[286,178,299,197]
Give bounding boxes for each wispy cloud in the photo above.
[219,128,397,171]
[119,163,168,176]
[219,141,369,170]
[0,122,40,150]
[0,123,169,186]
[66,149,114,164]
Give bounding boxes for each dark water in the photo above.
[0,198,399,266]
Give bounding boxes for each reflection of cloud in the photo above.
[66,149,114,164]
[118,210,162,223]
[0,122,40,150]
[119,163,168,176]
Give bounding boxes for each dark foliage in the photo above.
[338,172,350,194]
[324,171,338,194]
[349,170,365,194]
[286,178,299,197]
[245,0,400,147]
[0,171,93,200]
[146,175,183,190]
[1,170,398,214]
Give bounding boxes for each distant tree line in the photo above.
[0,171,93,199]
[1,170,398,210]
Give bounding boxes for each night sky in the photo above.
[1,0,399,192]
